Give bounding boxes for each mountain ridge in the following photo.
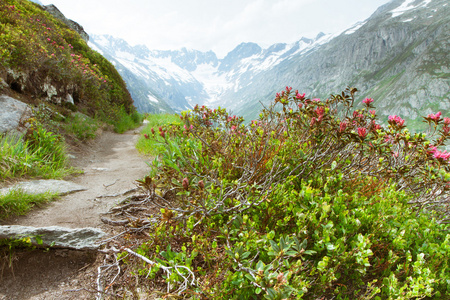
[90,0,449,130]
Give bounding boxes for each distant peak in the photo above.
[315,32,326,40]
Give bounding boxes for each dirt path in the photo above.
[10,126,149,229]
[0,126,150,299]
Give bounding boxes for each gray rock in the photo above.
[66,93,74,105]
[0,225,105,250]
[0,179,87,196]
[42,4,89,42]
[0,95,33,134]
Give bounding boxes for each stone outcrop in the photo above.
[42,4,89,42]
[0,225,105,250]
[0,95,33,134]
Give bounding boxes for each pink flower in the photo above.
[369,110,376,116]
[433,150,450,161]
[357,127,367,138]
[388,115,405,127]
[151,128,155,135]
[160,131,165,138]
[428,112,442,121]
[296,92,305,100]
[315,107,325,117]
[312,98,321,102]
[427,146,438,155]
[144,134,149,139]
[310,117,316,126]
[372,122,382,131]
[339,121,347,132]
[231,125,237,131]
[363,98,374,105]
[285,86,292,92]
[47,38,51,41]
[444,117,450,125]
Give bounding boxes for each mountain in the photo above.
[89,33,329,115]
[91,0,449,130]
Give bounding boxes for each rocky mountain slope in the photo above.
[0,0,136,124]
[91,0,449,129]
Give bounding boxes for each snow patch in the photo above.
[344,21,367,35]
[147,94,159,103]
[390,0,433,18]
[190,63,232,105]
[92,35,110,48]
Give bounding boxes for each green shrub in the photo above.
[112,88,450,299]
[136,113,181,155]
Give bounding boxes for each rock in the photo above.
[0,95,33,134]
[0,179,87,196]
[0,225,105,250]
[66,93,74,105]
[42,5,89,42]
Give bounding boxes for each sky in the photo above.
[40,0,393,58]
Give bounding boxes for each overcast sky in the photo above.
[40,0,392,57]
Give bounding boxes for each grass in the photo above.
[112,108,145,134]
[0,127,73,182]
[0,188,59,220]
[136,114,181,155]
[63,112,100,140]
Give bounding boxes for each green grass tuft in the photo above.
[0,126,74,181]
[112,107,144,134]
[0,188,59,220]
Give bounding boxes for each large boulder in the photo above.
[0,225,105,250]
[0,95,33,134]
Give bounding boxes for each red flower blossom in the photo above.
[357,127,367,138]
[363,98,374,105]
[428,111,442,121]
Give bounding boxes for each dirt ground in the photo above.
[0,126,150,299]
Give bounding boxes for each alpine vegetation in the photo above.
[101,88,450,299]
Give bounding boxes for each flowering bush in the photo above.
[104,87,449,299]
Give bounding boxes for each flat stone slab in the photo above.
[0,225,106,250]
[0,179,87,196]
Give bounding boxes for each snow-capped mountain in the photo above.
[90,0,449,129]
[89,33,329,114]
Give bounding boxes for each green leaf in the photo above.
[241,251,251,259]
[304,250,317,255]
[269,240,280,253]
[245,274,254,282]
